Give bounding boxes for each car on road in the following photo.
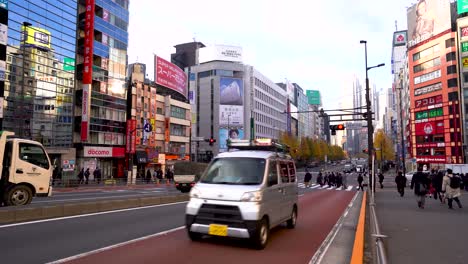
[186,139,298,250]
[343,164,354,173]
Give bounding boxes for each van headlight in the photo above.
[240,191,263,202]
[190,187,201,198]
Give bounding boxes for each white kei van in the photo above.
[185,139,298,249]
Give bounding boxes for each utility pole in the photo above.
[398,78,406,176]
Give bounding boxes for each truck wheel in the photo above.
[286,206,297,229]
[5,185,33,206]
[251,218,269,250]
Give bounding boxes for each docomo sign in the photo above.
[84,147,125,158]
[154,55,187,98]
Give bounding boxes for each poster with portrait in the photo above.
[219,128,245,151]
[407,0,451,47]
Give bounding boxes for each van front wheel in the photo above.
[286,207,297,229]
[252,218,269,250]
[5,185,33,206]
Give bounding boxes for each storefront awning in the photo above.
[135,151,148,164]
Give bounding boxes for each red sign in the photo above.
[414,95,442,109]
[165,117,170,142]
[415,121,444,136]
[416,156,446,163]
[154,55,187,98]
[83,0,95,84]
[126,119,136,154]
[84,147,126,158]
[462,27,468,37]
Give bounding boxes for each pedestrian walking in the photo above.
[84,168,90,185]
[410,167,430,209]
[378,172,384,189]
[442,169,463,209]
[342,173,348,189]
[156,167,163,184]
[146,169,152,184]
[304,170,312,188]
[93,167,102,184]
[357,173,364,191]
[432,170,445,203]
[395,171,406,197]
[317,172,324,186]
[77,168,84,184]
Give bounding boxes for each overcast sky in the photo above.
[128,0,415,110]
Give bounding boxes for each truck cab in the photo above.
[0,131,53,206]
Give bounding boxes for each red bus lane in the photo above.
[67,190,356,264]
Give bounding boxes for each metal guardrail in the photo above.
[369,191,388,264]
[51,178,174,188]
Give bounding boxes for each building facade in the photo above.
[127,62,190,177]
[2,0,78,169]
[75,0,129,179]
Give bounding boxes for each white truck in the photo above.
[0,131,53,206]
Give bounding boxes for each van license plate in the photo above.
[208,224,228,236]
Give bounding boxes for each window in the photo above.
[446,38,455,48]
[448,91,459,101]
[157,107,163,115]
[19,143,50,169]
[413,57,441,73]
[170,124,186,136]
[464,72,468,83]
[199,158,266,185]
[267,160,278,186]
[279,162,289,183]
[447,65,457,74]
[446,52,456,61]
[288,162,296,182]
[171,106,186,119]
[434,148,445,156]
[448,78,458,88]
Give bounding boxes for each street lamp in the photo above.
[397,78,406,177]
[360,40,385,193]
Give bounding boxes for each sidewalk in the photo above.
[373,179,468,264]
[53,181,176,193]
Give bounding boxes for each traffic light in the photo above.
[209,138,216,146]
[329,124,345,135]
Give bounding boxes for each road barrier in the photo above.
[350,192,366,264]
[369,191,388,264]
[0,194,189,224]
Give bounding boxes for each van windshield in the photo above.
[200,157,266,185]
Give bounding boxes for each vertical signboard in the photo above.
[154,55,187,98]
[219,77,244,151]
[164,117,170,142]
[126,119,136,154]
[81,0,95,142]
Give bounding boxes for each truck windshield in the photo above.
[200,158,266,185]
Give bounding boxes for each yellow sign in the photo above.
[21,26,51,50]
[463,57,468,68]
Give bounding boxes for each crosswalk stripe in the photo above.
[346,186,353,191]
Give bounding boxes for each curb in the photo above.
[0,194,189,224]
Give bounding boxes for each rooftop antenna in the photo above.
[395,20,398,31]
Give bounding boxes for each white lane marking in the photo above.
[310,185,321,189]
[309,191,360,264]
[0,201,188,229]
[327,186,335,190]
[46,226,185,264]
[346,186,353,191]
[32,192,174,204]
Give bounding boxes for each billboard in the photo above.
[458,0,468,15]
[392,30,407,47]
[415,120,444,136]
[126,119,136,154]
[81,84,91,141]
[82,0,95,85]
[219,77,244,126]
[63,57,75,71]
[21,25,51,50]
[0,23,6,45]
[414,94,442,108]
[219,128,245,151]
[198,45,242,63]
[306,90,321,105]
[407,0,451,48]
[154,55,187,98]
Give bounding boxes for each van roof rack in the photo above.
[227,138,290,153]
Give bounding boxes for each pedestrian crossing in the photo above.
[297,183,359,191]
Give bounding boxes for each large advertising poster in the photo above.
[415,120,444,136]
[407,0,451,48]
[21,26,51,50]
[458,0,468,15]
[81,0,95,142]
[154,55,187,98]
[219,128,245,151]
[392,30,407,47]
[219,77,244,126]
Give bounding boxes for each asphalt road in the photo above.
[0,190,356,264]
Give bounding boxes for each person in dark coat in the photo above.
[304,170,312,188]
[77,168,84,184]
[432,171,444,203]
[357,173,364,191]
[93,167,102,184]
[84,168,90,184]
[410,167,430,209]
[146,169,152,184]
[378,172,385,189]
[317,172,324,187]
[395,171,407,197]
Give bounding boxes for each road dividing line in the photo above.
[46,226,185,264]
[350,191,367,264]
[309,191,360,264]
[0,201,188,229]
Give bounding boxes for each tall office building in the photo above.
[2,0,78,167]
[75,0,130,179]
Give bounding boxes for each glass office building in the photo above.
[75,0,129,179]
[3,0,78,165]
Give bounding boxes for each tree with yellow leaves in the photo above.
[374,129,395,164]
